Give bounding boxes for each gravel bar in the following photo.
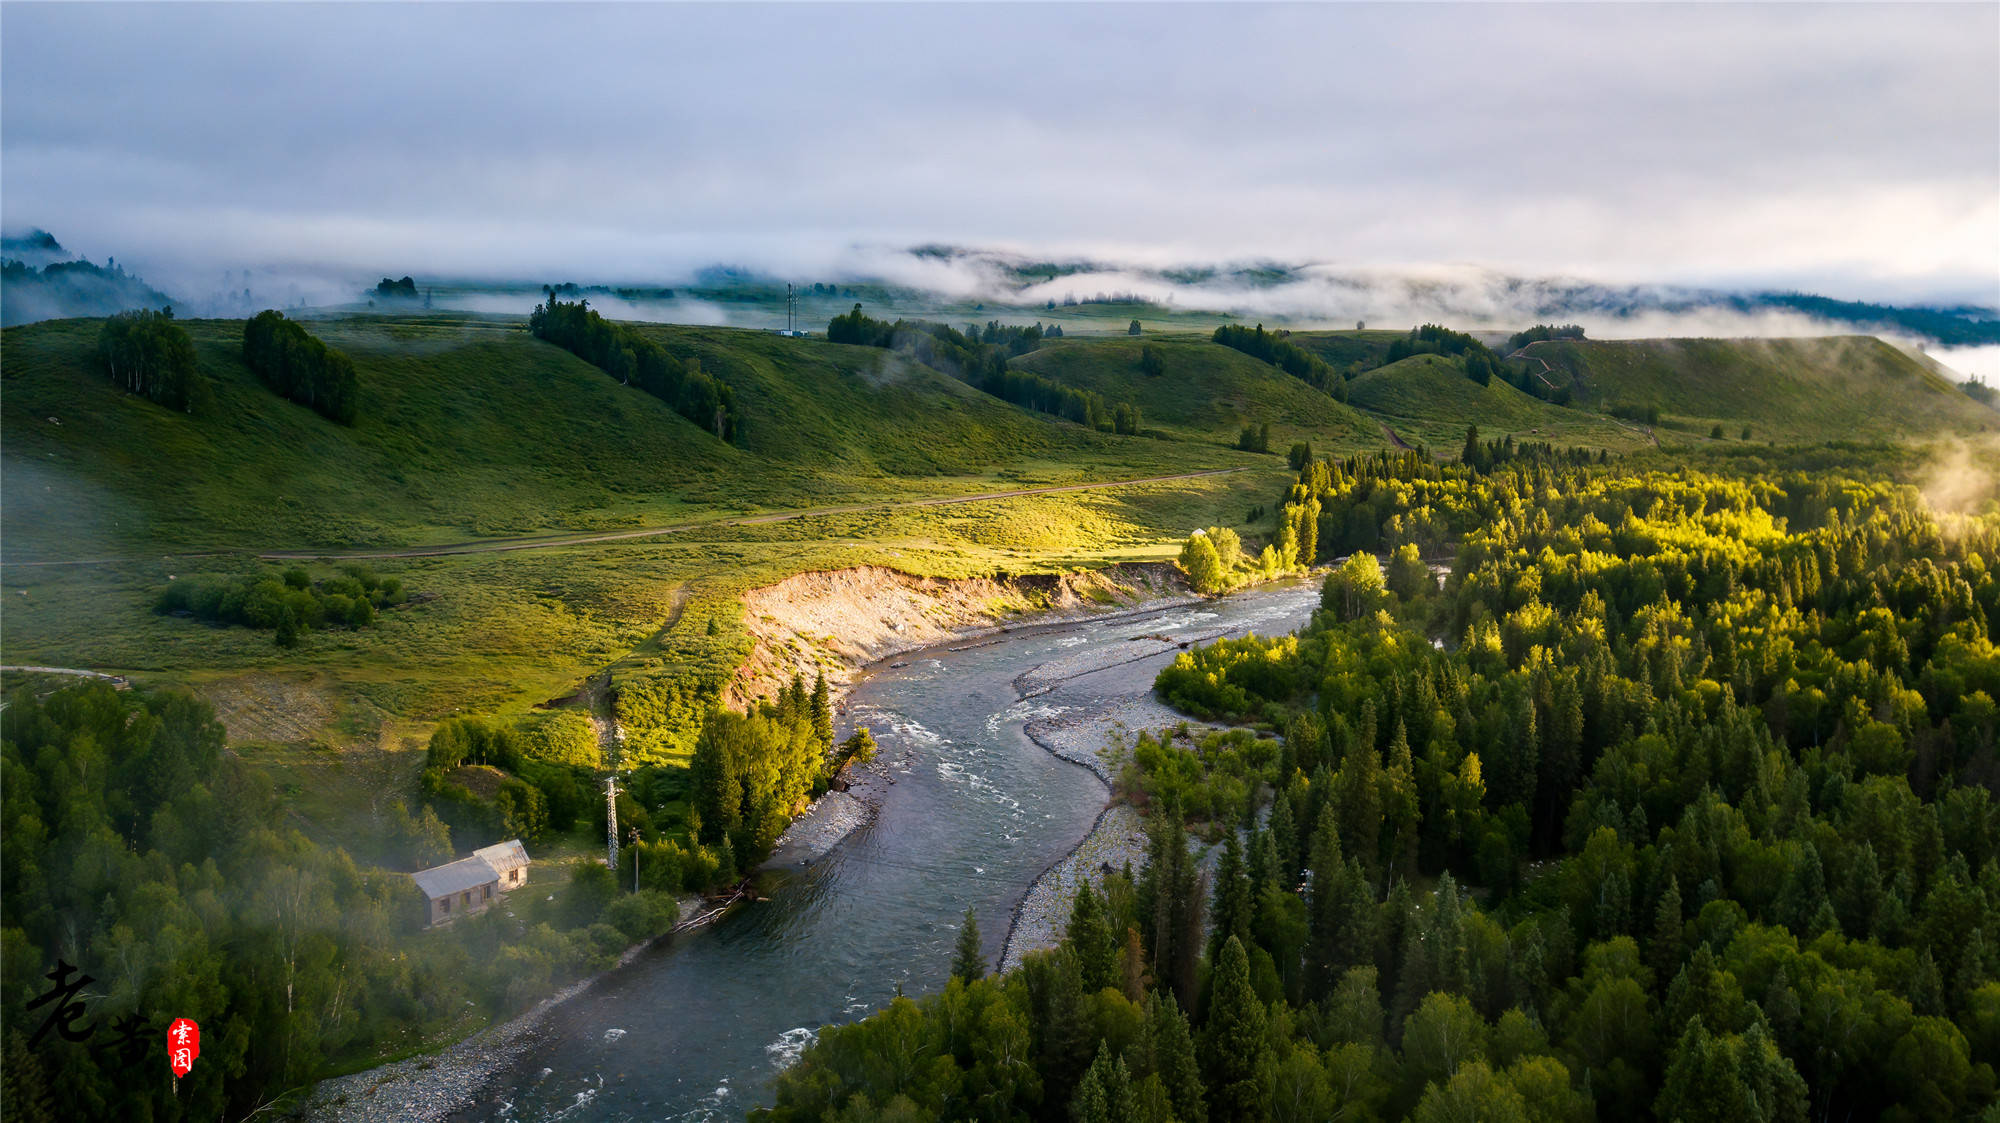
[1000,693,1222,972]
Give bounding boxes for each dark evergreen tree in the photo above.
[951,906,986,982]
[1209,831,1252,963]
[1067,882,1117,993]
[1200,937,1267,1123]
[1302,815,1346,1001]
[1146,991,1208,1123]
[809,673,833,755]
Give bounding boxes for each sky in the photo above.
[2,1,1996,308]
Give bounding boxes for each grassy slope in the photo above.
[1345,353,1656,453]
[0,313,1291,765]
[0,315,1242,558]
[1528,336,1998,443]
[1006,336,1384,452]
[1277,328,1406,372]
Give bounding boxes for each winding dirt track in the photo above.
[248,468,1246,561]
[1506,342,1660,448]
[1505,344,1566,393]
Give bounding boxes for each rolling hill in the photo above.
[1275,328,1406,373]
[1005,336,1384,450]
[0,314,1268,559]
[1522,336,1997,443]
[1344,353,1656,453]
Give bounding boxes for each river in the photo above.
[450,581,1320,1122]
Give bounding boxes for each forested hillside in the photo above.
[767,447,2000,1122]
[0,257,176,327]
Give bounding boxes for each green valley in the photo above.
[6,304,1999,1123]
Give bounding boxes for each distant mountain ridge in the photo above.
[891,246,2000,346]
[2,229,1992,346]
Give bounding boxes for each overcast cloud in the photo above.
[2,2,1995,304]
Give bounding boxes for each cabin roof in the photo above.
[474,839,530,873]
[411,855,500,899]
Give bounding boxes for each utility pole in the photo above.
[786,282,797,334]
[605,776,619,870]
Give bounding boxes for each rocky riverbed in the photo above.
[999,694,1222,971]
[766,788,878,867]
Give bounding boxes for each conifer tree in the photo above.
[1269,791,1300,886]
[1121,925,1151,1004]
[1210,831,1252,962]
[1201,936,1268,1123]
[1142,809,1202,1010]
[1072,1044,1138,1123]
[1774,841,1829,937]
[1303,815,1346,1001]
[1147,992,1208,1123]
[1650,874,1684,982]
[1335,728,1383,877]
[1068,881,1117,993]
[810,673,833,753]
[951,906,986,982]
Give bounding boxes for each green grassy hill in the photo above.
[1,315,1252,558]
[1006,336,1383,451]
[1524,336,1997,443]
[1277,328,1406,373]
[1345,353,1656,453]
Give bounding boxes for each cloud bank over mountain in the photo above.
[3,3,1993,309]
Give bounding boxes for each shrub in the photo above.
[524,712,604,769]
[606,890,680,941]
[155,566,402,644]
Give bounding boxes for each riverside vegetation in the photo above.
[763,446,2000,1122]
[3,302,1997,1120]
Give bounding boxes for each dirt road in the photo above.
[1505,343,1659,448]
[3,469,1247,568]
[0,665,128,685]
[254,468,1245,561]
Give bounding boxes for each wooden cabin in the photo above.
[412,856,500,926]
[411,839,530,927]
[475,839,531,890]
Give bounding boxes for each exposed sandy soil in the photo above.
[730,562,1186,706]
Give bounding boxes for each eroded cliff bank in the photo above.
[730,562,1189,706]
